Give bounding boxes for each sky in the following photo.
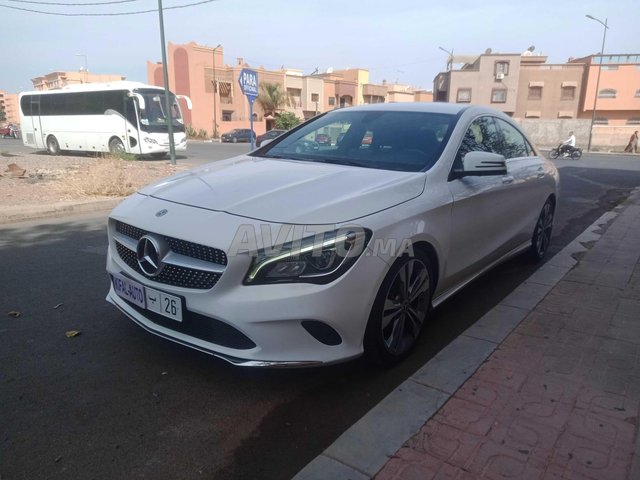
[0,0,637,93]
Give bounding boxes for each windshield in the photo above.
[255,110,456,172]
[135,88,185,133]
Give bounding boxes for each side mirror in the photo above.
[461,151,507,176]
[176,95,193,110]
[128,92,145,110]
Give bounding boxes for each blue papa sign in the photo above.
[238,68,259,102]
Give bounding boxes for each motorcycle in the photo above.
[549,143,582,160]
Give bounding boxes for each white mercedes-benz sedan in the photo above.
[106,103,559,367]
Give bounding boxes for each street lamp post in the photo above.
[76,54,88,83]
[585,14,609,152]
[211,43,222,140]
[438,46,454,102]
[157,0,176,164]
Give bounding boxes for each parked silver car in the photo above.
[106,103,558,367]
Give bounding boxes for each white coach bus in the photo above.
[19,81,192,158]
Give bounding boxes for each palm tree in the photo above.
[257,83,286,117]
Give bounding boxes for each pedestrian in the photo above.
[624,130,638,153]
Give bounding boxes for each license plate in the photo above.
[113,274,183,322]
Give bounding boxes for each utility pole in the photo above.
[585,15,609,152]
[212,44,221,140]
[157,0,176,164]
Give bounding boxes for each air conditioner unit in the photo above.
[496,73,505,80]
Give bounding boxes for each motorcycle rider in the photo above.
[559,131,576,156]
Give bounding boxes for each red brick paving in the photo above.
[375,208,640,480]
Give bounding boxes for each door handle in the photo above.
[502,176,514,184]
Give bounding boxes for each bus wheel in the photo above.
[47,136,60,156]
[109,137,125,155]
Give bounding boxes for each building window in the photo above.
[494,61,510,76]
[593,117,609,125]
[222,111,233,121]
[528,86,542,100]
[561,86,576,100]
[627,117,640,125]
[456,88,471,103]
[328,97,335,106]
[598,88,617,99]
[491,89,507,103]
[311,93,319,102]
[601,65,619,71]
[635,89,640,98]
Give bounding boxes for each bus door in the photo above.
[30,96,45,149]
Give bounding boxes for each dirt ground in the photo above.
[0,151,189,208]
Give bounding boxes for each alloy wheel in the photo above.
[535,202,553,257]
[381,258,430,356]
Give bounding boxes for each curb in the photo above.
[0,198,123,225]
[293,186,640,480]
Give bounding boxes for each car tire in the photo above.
[528,198,555,262]
[47,135,61,155]
[232,137,238,143]
[364,251,433,366]
[109,137,125,155]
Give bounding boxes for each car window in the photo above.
[255,110,456,172]
[452,116,502,171]
[494,118,529,159]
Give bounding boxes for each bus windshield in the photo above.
[135,88,185,132]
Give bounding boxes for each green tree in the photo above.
[275,111,301,130]
[257,83,286,117]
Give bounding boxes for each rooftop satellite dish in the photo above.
[326,67,334,73]
[528,45,535,52]
[485,48,492,54]
[79,66,85,71]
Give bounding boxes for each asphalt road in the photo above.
[1,153,640,480]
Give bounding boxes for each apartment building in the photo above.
[147,41,433,137]
[434,51,523,114]
[434,49,640,148]
[0,90,19,124]
[147,42,328,136]
[31,71,126,91]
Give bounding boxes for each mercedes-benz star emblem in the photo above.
[136,235,166,277]
[156,209,168,217]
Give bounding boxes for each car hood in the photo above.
[139,156,426,224]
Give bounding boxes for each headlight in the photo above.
[144,137,158,144]
[244,228,371,285]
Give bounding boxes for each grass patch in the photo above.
[62,156,136,197]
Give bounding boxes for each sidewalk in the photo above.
[295,188,640,480]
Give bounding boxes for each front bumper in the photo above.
[105,196,387,367]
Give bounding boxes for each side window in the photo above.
[453,116,502,171]
[494,118,529,159]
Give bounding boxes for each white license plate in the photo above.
[113,274,183,322]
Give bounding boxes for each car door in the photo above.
[493,118,544,249]
[445,115,518,288]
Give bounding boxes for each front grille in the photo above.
[116,221,227,266]
[114,221,225,290]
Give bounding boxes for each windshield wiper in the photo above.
[312,157,367,168]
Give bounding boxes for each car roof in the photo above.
[346,102,468,115]
[341,102,512,120]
